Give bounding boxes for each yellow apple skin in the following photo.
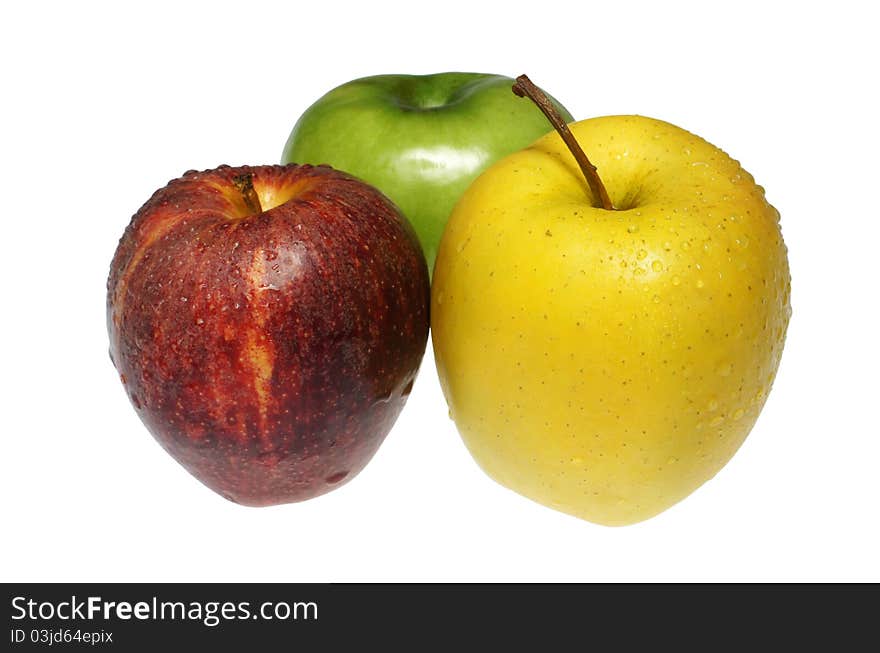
[431,116,791,526]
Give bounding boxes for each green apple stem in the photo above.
[232,173,263,215]
[512,74,615,211]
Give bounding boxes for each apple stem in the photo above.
[512,75,615,211]
[232,173,263,215]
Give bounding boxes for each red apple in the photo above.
[107,164,429,506]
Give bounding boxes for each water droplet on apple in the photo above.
[696,279,705,289]
[651,260,663,272]
[627,224,639,234]
[732,408,745,421]
[710,415,725,427]
[195,317,205,326]
[672,276,681,286]
[666,456,679,465]
[708,398,719,411]
[736,236,750,248]
[652,294,661,304]
[180,296,188,302]
[681,241,691,250]
[325,471,349,484]
[637,250,647,260]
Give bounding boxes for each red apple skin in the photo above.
[107,164,429,506]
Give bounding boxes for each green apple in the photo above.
[431,77,791,526]
[281,72,573,270]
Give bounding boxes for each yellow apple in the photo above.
[431,82,791,526]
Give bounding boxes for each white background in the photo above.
[2,1,877,582]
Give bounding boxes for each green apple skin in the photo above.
[282,73,574,271]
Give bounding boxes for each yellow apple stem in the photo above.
[232,173,263,215]
[512,74,615,211]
